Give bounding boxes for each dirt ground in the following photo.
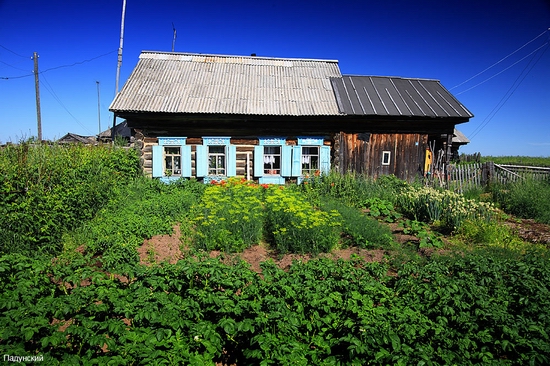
[138,218,550,270]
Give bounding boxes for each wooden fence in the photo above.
[446,162,550,193]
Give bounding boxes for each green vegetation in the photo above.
[1,250,549,364]
[1,144,550,364]
[490,178,550,224]
[481,155,550,167]
[0,142,141,256]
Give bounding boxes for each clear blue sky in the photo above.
[1,0,549,156]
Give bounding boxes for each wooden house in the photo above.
[109,51,472,183]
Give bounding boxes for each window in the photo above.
[196,137,235,180]
[263,146,281,175]
[208,145,226,175]
[152,137,190,179]
[382,151,391,165]
[301,146,320,175]
[164,146,181,176]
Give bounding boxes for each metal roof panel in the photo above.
[331,75,473,119]
[110,51,342,116]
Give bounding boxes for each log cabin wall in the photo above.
[336,132,428,181]
[138,134,258,178]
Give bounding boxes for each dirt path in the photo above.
[137,218,550,270]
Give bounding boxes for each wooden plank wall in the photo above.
[336,132,428,181]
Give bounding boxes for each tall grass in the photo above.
[491,178,550,224]
[295,171,407,206]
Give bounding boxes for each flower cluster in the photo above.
[397,186,498,231]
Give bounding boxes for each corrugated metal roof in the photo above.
[452,128,470,144]
[331,76,473,119]
[110,51,342,116]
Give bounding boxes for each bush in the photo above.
[0,142,141,256]
[397,185,498,232]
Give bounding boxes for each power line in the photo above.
[0,59,29,72]
[450,29,549,91]
[455,41,549,96]
[0,44,28,58]
[468,41,550,141]
[40,73,95,136]
[0,49,116,80]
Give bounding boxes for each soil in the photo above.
[137,217,550,271]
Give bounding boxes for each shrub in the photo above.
[0,142,141,256]
[397,185,498,232]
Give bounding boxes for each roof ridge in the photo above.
[140,50,339,63]
[340,74,441,82]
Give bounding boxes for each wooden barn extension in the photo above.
[110,51,473,183]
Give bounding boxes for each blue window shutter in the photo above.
[181,145,192,177]
[227,145,237,177]
[195,145,207,177]
[281,145,292,177]
[254,146,264,177]
[320,146,330,174]
[291,146,302,177]
[152,145,163,177]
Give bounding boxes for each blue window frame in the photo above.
[152,137,191,182]
[296,137,330,183]
[254,138,288,184]
[196,137,236,183]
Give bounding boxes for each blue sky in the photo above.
[1,0,549,156]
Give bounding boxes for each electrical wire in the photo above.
[0,49,116,80]
[40,73,95,136]
[0,44,28,58]
[455,41,549,96]
[468,41,550,141]
[450,29,549,91]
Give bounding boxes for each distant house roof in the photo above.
[452,128,470,145]
[109,51,342,116]
[57,133,96,144]
[98,120,132,140]
[330,75,473,119]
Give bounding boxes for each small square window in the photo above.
[382,151,391,166]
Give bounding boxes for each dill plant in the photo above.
[264,186,341,254]
[191,179,264,252]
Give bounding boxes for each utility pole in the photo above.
[96,81,101,137]
[112,0,127,142]
[172,23,177,52]
[33,52,42,142]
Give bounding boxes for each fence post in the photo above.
[482,161,495,187]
